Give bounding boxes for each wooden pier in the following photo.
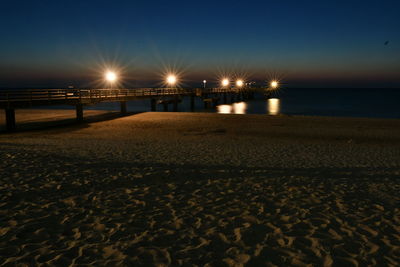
[0,88,255,131]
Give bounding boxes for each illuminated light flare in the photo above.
[105,71,117,82]
[270,80,279,89]
[221,78,230,87]
[166,74,177,85]
[236,79,244,87]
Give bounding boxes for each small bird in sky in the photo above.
[384,41,389,45]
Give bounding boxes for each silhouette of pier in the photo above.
[0,87,255,131]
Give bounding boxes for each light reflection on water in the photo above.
[217,102,248,114]
[267,98,280,115]
[217,100,281,115]
[233,102,247,114]
[84,89,400,118]
[217,105,233,114]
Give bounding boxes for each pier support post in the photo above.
[230,94,235,103]
[76,104,83,122]
[190,95,195,111]
[120,101,127,114]
[151,99,156,111]
[163,102,168,112]
[173,97,178,112]
[224,93,227,104]
[5,108,16,131]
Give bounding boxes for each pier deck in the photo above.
[1,88,254,131]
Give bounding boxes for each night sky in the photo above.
[0,0,399,88]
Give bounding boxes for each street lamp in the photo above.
[203,80,207,89]
[166,74,177,87]
[236,79,244,88]
[105,71,117,89]
[270,80,279,89]
[221,78,230,87]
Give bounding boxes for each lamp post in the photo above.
[166,74,178,111]
[166,75,177,88]
[265,80,279,99]
[221,78,230,88]
[270,80,279,89]
[203,80,207,89]
[105,71,117,89]
[236,79,244,99]
[236,79,244,89]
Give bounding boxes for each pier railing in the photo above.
[0,87,243,106]
[0,88,178,103]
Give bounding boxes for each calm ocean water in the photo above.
[52,88,400,119]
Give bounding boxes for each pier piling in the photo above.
[190,95,195,111]
[173,96,178,112]
[5,108,16,131]
[120,101,127,114]
[151,99,156,111]
[76,104,83,122]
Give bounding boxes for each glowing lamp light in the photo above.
[167,75,177,86]
[236,80,244,87]
[270,80,279,89]
[105,71,117,82]
[221,78,230,87]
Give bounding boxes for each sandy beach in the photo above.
[1,110,400,266]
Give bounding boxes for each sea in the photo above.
[42,88,400,119]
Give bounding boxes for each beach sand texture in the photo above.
[1,111,400,266]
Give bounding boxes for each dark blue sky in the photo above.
[0,0,399,88]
